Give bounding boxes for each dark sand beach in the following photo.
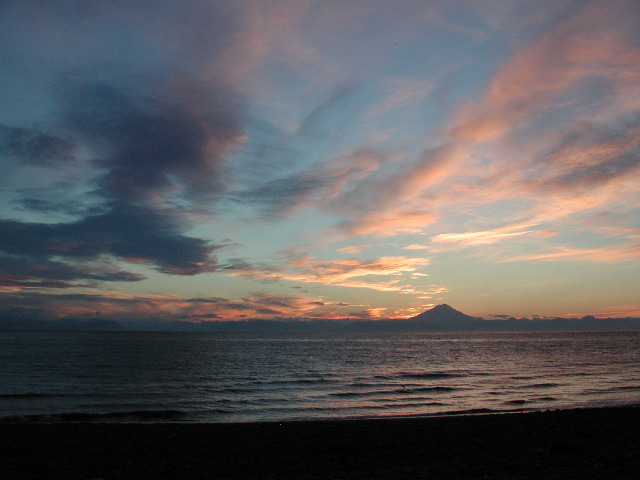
[2,406,639,479]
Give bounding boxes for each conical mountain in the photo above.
[410,304,478,324]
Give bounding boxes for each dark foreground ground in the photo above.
[2,406,639,479]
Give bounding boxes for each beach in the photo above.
[2,406,639,479]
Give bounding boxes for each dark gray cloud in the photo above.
[185,297,229,304]
[0,125,75,166]
[254,307,282,316]
[0,292,142,311]
[0,0,252,288]
[235,174,328,215]
[225,303,255,311]
[534,115,640,189]
[0,83,237,280]
[60,80,242,204]
[0,0,249,289]
[0,254,143,289]
[192,313,220,319]
[14,197,104,217]
[0,203,220,276]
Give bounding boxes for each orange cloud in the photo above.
[227,254,433,294]
[4,289,345,320]
[593,305,640,318]
[328,0,640,246]
[504,243,640,264]
[336,244,368,254]
[453,1,640,142]
[341,210,438,237]
[563,304,640,319]
[403,244,430,250]
[431,224,556,248]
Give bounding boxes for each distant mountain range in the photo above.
[0,316,125,332]
[2,304,640,332]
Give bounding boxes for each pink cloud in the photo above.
[336,244,368,254]
[504,243,640,264]
[4,289,344,320]
[452,1,640,142]
[325,0,640,257]
[431,224,557,249]
[227,254,433,294]
[340,210,438,237]
[403,244,430,251]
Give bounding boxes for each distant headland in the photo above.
[2,304,640,332]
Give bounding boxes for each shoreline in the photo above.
[0,406,544,425]
[0,403,627,425]
[2,400,637,425]
[2,405,639,479]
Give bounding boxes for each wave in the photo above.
[330,391,382,398]
[256,378,331,386]
[401,386,459,393]
[215,387,259,394]
[440,408,496,415]
[397,372,466,379]
[612,385,640,392]
[520,383,561,389]
[504,395,559,406]
[381,401,448,408]
[330,386,459,397]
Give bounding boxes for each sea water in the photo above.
[1,330,639,423]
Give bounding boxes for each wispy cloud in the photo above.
[403,244,430,251]
[1,0,638,321]
[505,243,640,264]
[337,244,368,254]
[325,0,640,261]
[365,78,435,119]
[227,254,433,294]
[431,224,556,248]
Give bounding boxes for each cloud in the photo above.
[227,254,433,294]
[337,244,368,254]
[365,78,435,119]
[0,289,337,320]
[324,0,640,255]
[431,224,555,248]
[504,243,640,264]
[0,204,221,277]
[1,0,638,321]
[0,254,143,290]
[589,304,640,318]
[339,210,438,237]
[403,244,430,251]
[0,125,75,166]
[235,148,385,216]
[235,174,327,215]
[60,80,244,205]
[0,2,251,289]
[450,1,640,144]
[326,144,459,237]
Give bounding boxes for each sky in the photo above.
[1,0,639,323]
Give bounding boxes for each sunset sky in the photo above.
[1,0,639,323]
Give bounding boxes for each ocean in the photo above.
[2,330,639,423]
